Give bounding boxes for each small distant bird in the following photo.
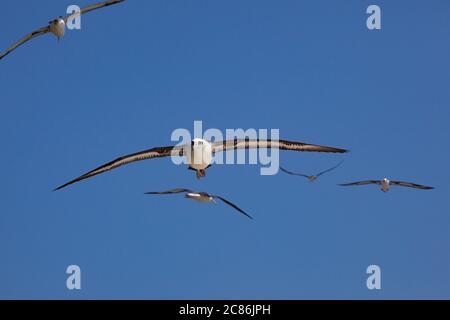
[0,0,125,61]
[280,160,344,182]
[145,188,253,220]
[55,138,348,190]
[339,178,434,192]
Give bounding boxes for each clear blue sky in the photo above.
[0,0,449,299]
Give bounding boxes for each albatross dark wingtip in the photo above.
[53,177,81,191]
[53,184,67,191]
[325,146,349,154]
[338,147,350,153]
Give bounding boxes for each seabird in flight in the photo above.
[145,188,253,220]
[280,160,344,182]
[0,0,125,61]
[339,178,434,192]
[55,138,348,190]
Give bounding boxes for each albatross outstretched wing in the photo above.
[0,26,50,60]
[55,145,184,190]
[390,181,434,190]
[212,139,348,154]
[315,160,344,177]
[213,195,253,220]
[339,180,381,186]
[279,167,310,178]
[64,0,126,23]
[144,188,194,195]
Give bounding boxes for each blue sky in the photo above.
[0,0,449,299]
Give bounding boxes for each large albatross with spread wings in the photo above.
[145,188,253,220]
[280,160,344,182]
[0,0,125,61]
[339,178,434,192]
[55,138,348,190]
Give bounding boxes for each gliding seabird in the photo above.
[145,188,253,220]
[280,160,343,182]
[339,178,434,192]
[55,138,348,190]
[0,0,125,61]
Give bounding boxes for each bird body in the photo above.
[187,138,213,176]
[185,192,216,203]
[380,178,390,192]
[49,18,66,40]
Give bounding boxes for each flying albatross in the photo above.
[0,0,125,61]
[145,188,253,220]
[339,178,434,192]
[280,160,344,182]
[55,138,348,190]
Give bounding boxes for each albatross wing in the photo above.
[0,26,50,61]
[339,180,381,186]
[55,145,183,190]
[64,0,126,23]
[212,139,348,154]
[213,195,253,220]
[279,167,310,178]
[315,160,344,177]
[390,181,434,190]
[145,188,193,195]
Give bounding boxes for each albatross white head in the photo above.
[381,178,390,192]
[49,17,66,41]
[187,138,213,178]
